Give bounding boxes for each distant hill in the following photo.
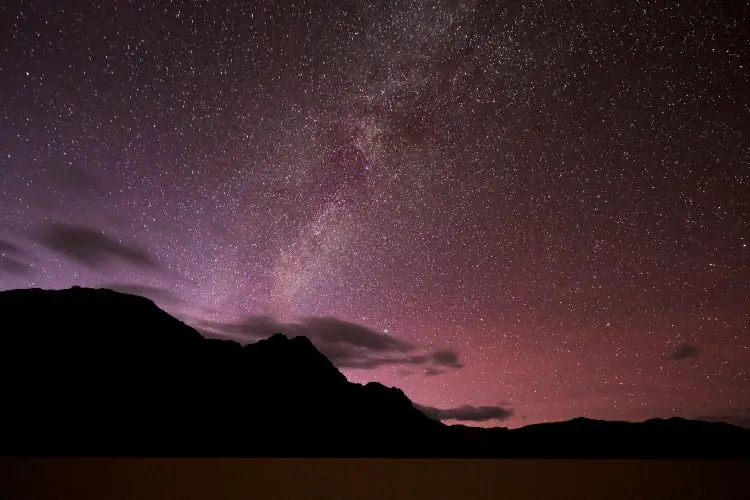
[0,287,747,458]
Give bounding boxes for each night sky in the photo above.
[1,0,748,428]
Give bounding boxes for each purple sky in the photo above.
[1,0,748,428]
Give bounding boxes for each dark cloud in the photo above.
[431,349,463,368]
[49,165,104,193]
[300,317,413,353]
[0,255,31,275]
[195,316,279,339]
[668,343,701,361]
[0,239,22,254]
[198,315,463,371]
[424,367,445,376]
[415,403,514,422]
[697,410,750,429]
[33,222,159,269]
[99,283,181,304]
[698,415,732,422]
[0,238,31,275]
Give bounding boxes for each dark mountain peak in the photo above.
[642,416,736,431]
[265,332,291,342]
[569,416,594,423]
[363,382,410,405]
[263,332,318,351]
[566,416,612,427]
[365,381,397,392]
[0,286,204,350]
[290,334,316,347]
[664,416,689,423]
[247,331,347,386]
[1,285,157,312]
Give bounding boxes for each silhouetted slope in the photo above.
[472,416,748,459]
[0,287,748,458]
[0,287,441,456]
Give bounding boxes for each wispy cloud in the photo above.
[197,315,464,371]
[668,343,700,361]
[415,403,514,422]
[33,222,159,269]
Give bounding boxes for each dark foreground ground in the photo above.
[1,459,748,499]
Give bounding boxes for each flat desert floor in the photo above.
[2,458,748,499]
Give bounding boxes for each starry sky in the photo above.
[1,0,748,428]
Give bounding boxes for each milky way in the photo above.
[1,0,748,427]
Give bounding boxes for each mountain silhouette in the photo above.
[0,287,747,458]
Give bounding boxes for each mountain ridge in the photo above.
[0,286,747,458]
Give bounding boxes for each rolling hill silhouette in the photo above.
[0,287,747,458]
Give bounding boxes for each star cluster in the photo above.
[1,0,748,427]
